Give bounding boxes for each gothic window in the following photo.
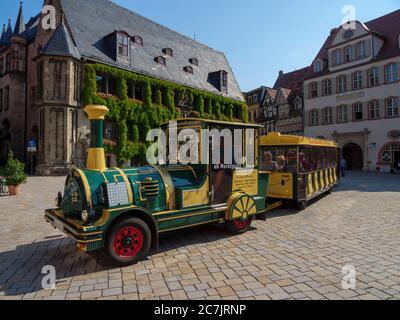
[37,61,44,100]
[71,109,78,144]
[50,108,65,162]
[49,59,67,100]
[5,54,11,73]
[73,63,83,101]
[4,86,9,111]
[39,108,45,160]
[0,56,4,75]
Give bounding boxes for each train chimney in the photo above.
[84,105,109,171]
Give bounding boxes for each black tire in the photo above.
[99,217,151,267]
[297,200,308,210]
[226,218,253,235]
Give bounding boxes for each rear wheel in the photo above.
[226,218,253,235]
[101,217,151,267]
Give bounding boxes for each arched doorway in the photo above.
[343,143,363,170]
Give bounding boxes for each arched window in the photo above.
[379,143,400,163]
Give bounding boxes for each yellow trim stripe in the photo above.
[75,169,92,205]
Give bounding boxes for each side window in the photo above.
[299,147,307,173]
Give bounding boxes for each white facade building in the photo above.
[304,11,400,172]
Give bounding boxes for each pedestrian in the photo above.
[340,157,347,178]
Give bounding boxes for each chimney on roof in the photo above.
[279,70,284,77]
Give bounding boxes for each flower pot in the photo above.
[8,185,21,196]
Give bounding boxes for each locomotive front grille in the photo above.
[140,181,160,198]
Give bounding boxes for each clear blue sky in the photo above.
[1,0,399,91]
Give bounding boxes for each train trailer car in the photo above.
[45,105,271,266]
[259,132,340,209]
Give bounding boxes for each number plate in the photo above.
[53,218,64,232]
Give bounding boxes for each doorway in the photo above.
[343,143,363,170]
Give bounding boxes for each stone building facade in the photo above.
[303,10,400,172]
[0,0,244,175]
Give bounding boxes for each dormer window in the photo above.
[162,48,173,57]
[133,35,143,46]
[314,60,322,73]
[183,66,193,74]
[117,32,129,57]
[355,41,367,59]
[189,58,198,66]
[155,56,166,66]
[344,46,353,63]
[221,71,228,92]
[333,49,342,66]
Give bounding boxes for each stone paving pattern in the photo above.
[0,172,400,300]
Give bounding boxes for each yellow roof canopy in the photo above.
[260,132,338,148]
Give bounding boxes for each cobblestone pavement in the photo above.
[0,172,400,300]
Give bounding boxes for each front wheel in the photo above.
[226,218,253,235]
[101,217,151,267]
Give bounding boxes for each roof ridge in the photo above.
[105,0,225,55]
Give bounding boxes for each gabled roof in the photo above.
[306,9,400,79]
[41,21,81,59]
[273,67,308,95]
[59,0,244,101]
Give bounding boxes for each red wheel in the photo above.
[226,217,253,235]
[112,226,144,258]
[101,217,151,267]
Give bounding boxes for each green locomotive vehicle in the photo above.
[45,105,273,266]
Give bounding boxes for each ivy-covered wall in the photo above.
[82,63,248,164]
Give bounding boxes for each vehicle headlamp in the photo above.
[81,210,89,223]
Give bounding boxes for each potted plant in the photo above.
[2,151,27,196]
